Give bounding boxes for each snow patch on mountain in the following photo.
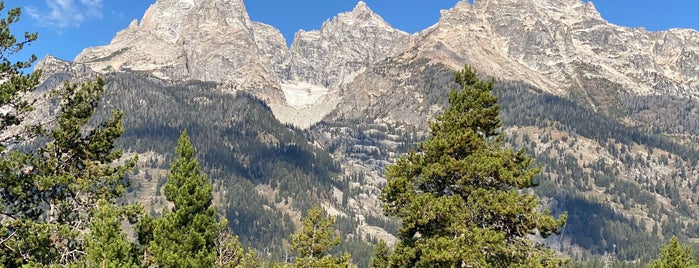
[269,83,340,129]
[280,83,330,108]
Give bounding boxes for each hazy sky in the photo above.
[6,0,699,66]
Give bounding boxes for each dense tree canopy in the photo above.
[369,240,390,268]
[381,65,567,267]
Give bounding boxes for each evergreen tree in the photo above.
[369,240,390,268]
[380,66,567,267]
[0,7,42,264]
[648,236,698,268]
[82,199,140,268]
[147,130,220,267]
[0,78,137,266]
[290,205,354,268]
[0,1,39,150]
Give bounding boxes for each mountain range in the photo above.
[34,0,699,264]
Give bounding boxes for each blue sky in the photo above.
[5,0,699,67]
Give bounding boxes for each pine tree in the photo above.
[290,205,354,268]
[380,65,567,267]
[0,7,41,263]
[82,199,140,268]
[147,130,220,267]
[0,1,39,150]
[648,236,699,268]
[0,78,137,266]
[369,240,390,268]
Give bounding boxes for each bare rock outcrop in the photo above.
[287,1,411,89]
[411,0,699,100]
[74,0,286,103]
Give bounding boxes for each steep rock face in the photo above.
[268,1,411,128]
[74,0,286,103]
[35,55,95,83]
[412,0,699,102]
[287,1,411,89]
[253,22,290,81]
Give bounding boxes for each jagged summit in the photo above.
[287,1,410,88]
[271,1,411,127]
[414,0,699,100]
[336,1,395,29]
[67,0,699,125]
[73,0,286,104]
[32,0,699,261]
[72,0,415,108]
[134,0,251,42]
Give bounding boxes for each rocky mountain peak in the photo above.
[267,1,413,128]
[287,2,410,88]
[74,0,286,104]
[354,1,369,10]
[416,0,699,100]
[444,0,603,29]
[123,0,253,44]
[335,1,387,28]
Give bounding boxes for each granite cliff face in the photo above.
[287,2,410,89]
[72,0,699,123]
[326,0,699,142]
[412,0,699,100]
[74,0,286,103]
[270,1,413,128]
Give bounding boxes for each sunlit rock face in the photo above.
[74,0,287,103]
[287,1,411,89]
[413,0,699,99]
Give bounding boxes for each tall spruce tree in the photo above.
[0,5,140,260]
[0,8,41,263]
[81,199,140,268]
[147,130,220,267]
[381,66,567,267]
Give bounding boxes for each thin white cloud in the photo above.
[26,0,103,29]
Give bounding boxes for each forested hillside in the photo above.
[88,73,354,259]
[497,81,699,261]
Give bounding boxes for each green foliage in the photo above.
[496,81,697,261]
[647,236,698,268]
[290,205,354,267]
[0,1,39,150]
[146,130,220,267]
[81,199,140,268]
[0,77,136,266]
[368,240,390,268]
[381,66,567,267]
[0,10,138,262]
[92,74,339,256]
